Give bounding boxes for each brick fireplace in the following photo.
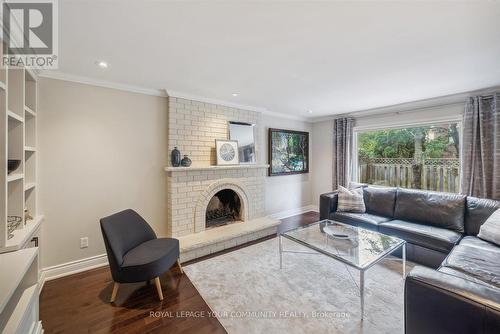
[165,96,280,261]
[165,166,267,237]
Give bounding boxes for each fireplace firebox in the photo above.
[206,189,241,228]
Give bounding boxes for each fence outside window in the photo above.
[358,157,460,193]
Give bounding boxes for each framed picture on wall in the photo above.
[216,140,240,165]
[268,128,309,176]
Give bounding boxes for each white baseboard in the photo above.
[268,204,318,220]
[39,253,108,292]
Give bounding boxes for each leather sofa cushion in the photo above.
[439,267,499,289]
[394,188,466,233]
[442,241,500,288]
[363,186,396,218]
[331,212,391,231]
[465,196,500,236]
[379,219,462,253]
[459,236,500,254]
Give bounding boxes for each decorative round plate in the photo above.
[324,225,356,240]
[220,143,235,161]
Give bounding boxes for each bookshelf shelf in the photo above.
[24,106,36,117]
[7,173,23,183]
[7,110,23,123]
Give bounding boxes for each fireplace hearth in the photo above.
[206,189,241,228]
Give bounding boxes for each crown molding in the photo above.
[38,71,168,97]
[166,89,266,112]
[310,85,500,123]
[35,72,311,121]
[166,89,311,122]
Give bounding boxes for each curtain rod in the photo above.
[473,93,496,99]
[343,100,464,119]
[344,91,499,119]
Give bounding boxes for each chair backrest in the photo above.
[100,209,157,271]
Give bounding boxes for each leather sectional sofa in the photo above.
[319,186,500,334]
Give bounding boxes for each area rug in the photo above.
[184,238,414,334]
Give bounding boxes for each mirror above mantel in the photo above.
[228,121,256,164]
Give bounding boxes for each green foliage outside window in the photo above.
[358,123,459,161]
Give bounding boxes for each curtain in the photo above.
[461,93,500,200]
[332,117,355,189]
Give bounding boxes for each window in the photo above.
[355,122,461,193]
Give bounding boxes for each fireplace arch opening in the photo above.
[205,189,242,228]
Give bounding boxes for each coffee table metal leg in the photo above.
[279,234,283,269]
[360,270,365,320]
[402,243,406,278]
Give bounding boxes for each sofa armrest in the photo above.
[405,266,500,334]
[319,191,338,220]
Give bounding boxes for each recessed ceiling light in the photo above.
[307,110,313,114]
[95,60,109,69]
[232,93,239,97]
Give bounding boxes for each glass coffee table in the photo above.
[278,219,406,320]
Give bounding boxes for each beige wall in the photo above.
[311,120,334,206]
[38,78,168,268]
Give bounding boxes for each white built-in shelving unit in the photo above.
[0,29,44,334]
[1,40,44,254]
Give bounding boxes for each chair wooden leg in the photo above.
[176,259,184,274]
[110,282,119,303]
[154,277,163,301]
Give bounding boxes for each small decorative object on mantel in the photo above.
[216,140,239,165]
[7,216,22,239]
[181,155,192,167]
[171,147,181,167]
[268,128,309,176]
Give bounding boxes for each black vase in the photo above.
[171,147,181,167]
[181,155,192,167]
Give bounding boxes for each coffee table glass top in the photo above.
[281,219,405,269]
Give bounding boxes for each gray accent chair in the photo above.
[100,209,182,302]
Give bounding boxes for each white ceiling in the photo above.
[49,1,500,119]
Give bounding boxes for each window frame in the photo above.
[352,117,463,192]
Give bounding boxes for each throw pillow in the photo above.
[337,186,366,213]
[478,208,500,246]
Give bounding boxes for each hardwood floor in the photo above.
[39,211,319,334]
[277,210,320,234]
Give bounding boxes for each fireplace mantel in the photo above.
[164,164,269,173]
